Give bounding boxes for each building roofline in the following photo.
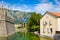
[40,11,49,20]
[40,11,60,20]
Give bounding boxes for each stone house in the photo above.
[0,8,15,36]
[40,12,60,38]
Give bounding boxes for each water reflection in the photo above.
[0,32,40,40]
[14,32,40,40]
[0,32,54,40]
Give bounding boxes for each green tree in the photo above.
[27,12,42,32]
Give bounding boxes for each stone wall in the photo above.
[0,21,7,35]
[0,8,15,36]
[6,21,15,35]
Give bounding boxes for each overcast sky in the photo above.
[0,0,60,14]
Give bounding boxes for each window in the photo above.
[45,21,47,25]
[47,28,53,34]
[43,21,47,26]
[48,28,51,33]
[43,27,45,33]
[49,21,52,26]
[47,28,49,33]
[50,28,52,33]
[46,15,48,18]
[43,21,45,26]
[43,26,46,33]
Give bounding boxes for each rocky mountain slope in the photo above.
[10,10,32,24]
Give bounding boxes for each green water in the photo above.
[0,32,53,40]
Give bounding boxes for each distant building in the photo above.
[15,24,22,28]
[14,24,22,32]
[22,22,27,28]
[0,8,15,36]
[40,12,60,38]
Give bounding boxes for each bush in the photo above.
[29,26,40,32]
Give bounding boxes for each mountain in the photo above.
[0,8,32,24]
[10,10,32,24]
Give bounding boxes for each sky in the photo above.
[0,0,60,14]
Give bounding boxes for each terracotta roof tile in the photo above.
[49,12,60,17]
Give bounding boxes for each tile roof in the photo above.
[49,12,60,17]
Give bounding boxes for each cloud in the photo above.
[34,1,60,14]
[10,5,33,12]
[55,0,60,4]
[0,0,60,14]
[34,3,54,14]
[0,1,11,9]
[0,1,33,12]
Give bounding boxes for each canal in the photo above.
[0,32,53,40]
